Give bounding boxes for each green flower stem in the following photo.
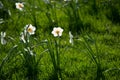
[55,37,62,79]
[47,37,62,80]
[83,36,98,65]
[47,40,57,71]
[83,35,104,80]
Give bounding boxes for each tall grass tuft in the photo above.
[63,0,83,34]
[82,34,105,80]
[47,27,63,80]
[47,38,62,80]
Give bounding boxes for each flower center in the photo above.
[27,28,33,33]
[18,4,23,8]
[55,30,60,35]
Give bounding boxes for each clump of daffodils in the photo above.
[20,24,36,43]
[51,27,63,37]
[15,2,24,11]
[1,32,7,45]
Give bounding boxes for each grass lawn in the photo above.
[0,0,120,80]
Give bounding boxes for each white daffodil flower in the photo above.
[69,31,73,45]
[20,24,36,43]
[15,2,24,11]
[1,32,7,45]
[51,27,63,37]
[25,24,36,35]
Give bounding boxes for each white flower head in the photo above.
[25,24,36,35]
[1,32,7,45]
[15,2,24,11]
[20,24,35,43]
[69,31,74,45]
[51,27,63,37]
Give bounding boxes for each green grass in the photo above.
[0,0,120,80]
